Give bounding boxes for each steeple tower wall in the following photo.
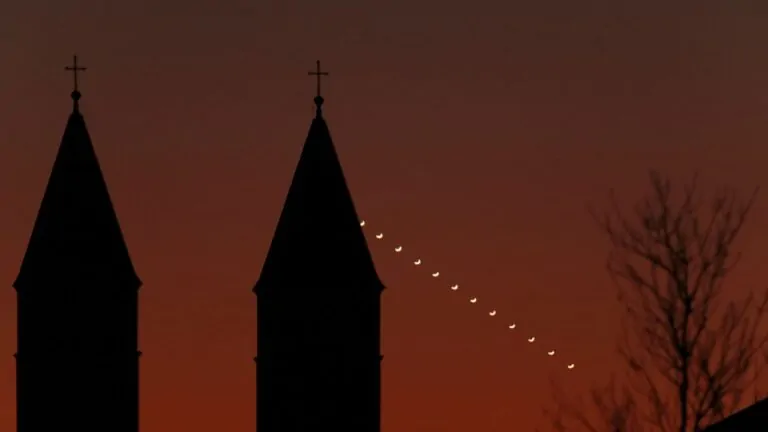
[15,58,141,432]
[255,63,383,432]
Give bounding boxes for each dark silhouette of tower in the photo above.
[14,56,142,432]
[254,62,384,432]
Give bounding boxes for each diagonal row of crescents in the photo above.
[361,220,575,371]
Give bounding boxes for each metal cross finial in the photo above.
[65,54,87,93]
[308,60,328,98]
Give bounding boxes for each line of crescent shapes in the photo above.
[360,219,577,373]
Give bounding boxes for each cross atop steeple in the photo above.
[65,54,86,107]
[308,60,329,112]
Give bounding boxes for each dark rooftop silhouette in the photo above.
[704,397,768,431]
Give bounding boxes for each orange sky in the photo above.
[1,1,768,431]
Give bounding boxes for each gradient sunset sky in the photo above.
[2,1,768,431]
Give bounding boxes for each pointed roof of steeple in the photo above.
[254,89,383,295]
[14,87,141,290]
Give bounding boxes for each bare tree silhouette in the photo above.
[545,171,768,432]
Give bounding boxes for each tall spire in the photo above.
[308,60,328,116]
[255,62,383,432]
[14,59,140,291]
[14,58,141,432]
[255,60,381,294]
[65,54,86,111]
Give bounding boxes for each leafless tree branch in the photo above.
[546,171,768,432]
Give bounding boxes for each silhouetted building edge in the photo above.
[254,67,384,432]
[15,71,141,432]
[703,397,768,431]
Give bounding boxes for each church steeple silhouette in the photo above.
[14,55,142,432]
[254,61,385,432]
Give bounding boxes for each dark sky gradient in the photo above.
[2,1,768,430]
